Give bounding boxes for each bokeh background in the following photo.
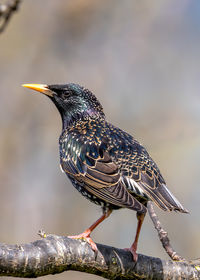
[0,0,200,279]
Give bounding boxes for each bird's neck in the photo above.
[61,108,105,130]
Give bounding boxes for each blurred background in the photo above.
[0,0,200,279]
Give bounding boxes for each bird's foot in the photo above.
[68,230,97,252]
[124,243,138,262]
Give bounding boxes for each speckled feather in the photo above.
[59,117,188,214]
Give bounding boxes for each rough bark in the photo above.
[0,234,199,279]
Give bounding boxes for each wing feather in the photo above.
[119,139,189,213]
[61,136,146,213]
[60,122,188,214]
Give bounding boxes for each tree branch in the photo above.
[147,201,186,261]
[0,234,199,279]
[0,0,21,33]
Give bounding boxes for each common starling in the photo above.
[23,83,188,261]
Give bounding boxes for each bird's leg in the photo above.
[68,208,112,252]
[124,212,146,262]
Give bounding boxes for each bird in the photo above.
[22,83,188,261]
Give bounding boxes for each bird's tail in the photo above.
[159,183,189,213]
[140,180,189,213]
[149,183,189,213]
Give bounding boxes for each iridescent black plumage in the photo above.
[23,82,188,261]
[52,83,188,215]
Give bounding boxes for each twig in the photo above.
[0,0,21,33]
[147,201,186,261]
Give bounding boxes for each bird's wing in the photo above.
[61,137,146,213]
[118,140,188,213]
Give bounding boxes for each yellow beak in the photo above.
[22,84,53,97]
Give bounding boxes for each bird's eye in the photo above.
[62,90,72,100]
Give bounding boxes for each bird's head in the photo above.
[22,83,105,128]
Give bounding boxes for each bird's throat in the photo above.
[61,108,105,130]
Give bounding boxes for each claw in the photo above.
[67,210,112,256]
[68,231,98,252]
[124,243,138,262]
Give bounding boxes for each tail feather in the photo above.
[159,183,189,213]
[140,181,189,213]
